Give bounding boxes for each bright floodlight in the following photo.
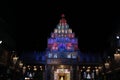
[116,36,120,39]
[118,49,120,51]
[0,41,2,44]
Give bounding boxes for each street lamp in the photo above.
[19,61,23,68]
[33,66,37,71]
[13,55,19,64]
[0,40,2,44]
[95,68,99,75]
[116,35,120,47]
[23,66,26,74]
[104,62,110,69]
[116,35,120,39]
[114,49,120,62]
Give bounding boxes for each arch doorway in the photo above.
[54,69,70,80]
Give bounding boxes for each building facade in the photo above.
[45,14,79,80]
[21,14,104,80]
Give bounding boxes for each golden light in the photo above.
[95,66,97,69]
[68,29,72,33]
[23,66,26,74]
[27,65,31,70]
[88,66,91,69]
[81,69,83,72]
[104,62,110,69]
[12,55,19,64]
[33,66,37,71]
[25,77,30,80]
[98,66,102,70]
[34,66,36,68]
[86,69,90,72]
[96,69,99,75]
[114,49,120,62]
[27,65,30,68]
[40,66,42,70]
[61,65,64,69]
[54,29,57,33]
[23,66,26,70]
[96,69,99,72]
[28,67,30,70]
[40,66,42,68]
[19,61,23,68]
[62,29,64,33]
[83,66,85,69]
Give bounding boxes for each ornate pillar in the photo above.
[51,65,54,80]
[79,70,82,80]
[70,66,73,80]
[43,70,46,80]
[44,65,48,80]
[76,66,79,80]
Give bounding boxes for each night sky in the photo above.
[0,1,120,53]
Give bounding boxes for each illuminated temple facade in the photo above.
[46,14,79,80]
[21,14,104,80]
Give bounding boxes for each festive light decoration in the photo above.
[47,14,79,59]
[54,29,57,33]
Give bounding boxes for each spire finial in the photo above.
[61,14,65,18]
[59,14,66,25]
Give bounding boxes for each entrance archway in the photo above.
[54,69,70,80]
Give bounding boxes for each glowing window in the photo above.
[68,29,72,33]
[48,53,52,58]
[67,54,71,58]
[58,30,61,33]
[54,29,57,33]
[52,47,55,50]
[65,25,68,29]
[62,26,64,29]
[65,30,67,33]
[62,29,64,33]
[58,26,60,29]
[67,46,71,50]
[56,47,58,50]
[72,54,77,58]
[54,54,57,58]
